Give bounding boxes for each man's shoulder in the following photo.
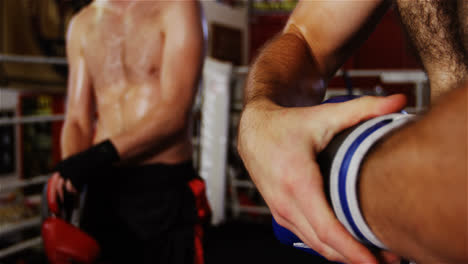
[66,6,95,42]
[171,0,199,10]
[161,0,199,13]
[161,0,201,23]
[74,6,96,25]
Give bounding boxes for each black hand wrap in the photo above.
[55,140,120,192]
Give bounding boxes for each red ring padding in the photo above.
[188,178,211,264]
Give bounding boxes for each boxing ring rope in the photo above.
[0,115,64,126]
[0,112,62,259]
[0,175,49,193]
[0,174,49,259]
[234,67,429,113]
[234,66,427,81]
[0,55,427,83]
[0,54,67,65]
[0,217,42,238]
[0,237,42,259]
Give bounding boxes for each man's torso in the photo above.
[76,2,193,164]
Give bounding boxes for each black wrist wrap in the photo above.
[56,140,120,191]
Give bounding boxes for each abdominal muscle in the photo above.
[92,81,193,165]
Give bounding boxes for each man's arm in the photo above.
[360,85,468,264]
[61,15,95,158]
[238,1,406,263]
[51,14,95,200]
[246,0,390,105]
[110,1,204,160]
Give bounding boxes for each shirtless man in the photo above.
[238,1,467,263]
[48,0,206,263]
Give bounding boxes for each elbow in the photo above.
[170,112,190,136]
[61,118,94,144]
[162,99,193,135]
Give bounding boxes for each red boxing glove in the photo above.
[42,178,100,264]
[42,218,100,264]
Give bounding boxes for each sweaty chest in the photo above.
[83,18,164,84]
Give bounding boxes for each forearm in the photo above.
[359,86,467,263]
[111,102,189,160]
[246,30,326,107]
[60,121,94,159]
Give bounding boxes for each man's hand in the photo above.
[49,139,120,209]
[237,94,406,264]
[55,140,120,192]
[49,172,78,207]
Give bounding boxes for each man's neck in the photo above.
[93,0,139,14]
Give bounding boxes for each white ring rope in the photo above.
[0,237,42,259]
[0,175,49,193]
[0,54,67,65]
[0,56,427,83]
[0,115,64,126]
[0,217,42,237]
[234,67,427,83]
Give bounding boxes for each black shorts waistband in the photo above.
[114,160,195,177]
[92,160,198,193]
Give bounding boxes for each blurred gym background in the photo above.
[0,0,427,263]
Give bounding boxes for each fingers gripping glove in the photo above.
[42,178,101,264]
[272,95,416,255]
[55,140,120,192]
[42,178,59,218]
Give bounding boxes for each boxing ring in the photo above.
[0,54,66,259]
[0,54,429,260]
[0,115,62,259]
[0,55,67,66]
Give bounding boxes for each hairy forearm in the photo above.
[246,31,326,107]
[61,121,95,159]
[359,86,468,263]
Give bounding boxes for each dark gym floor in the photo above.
[1,221,333,264]
[205,221,332,264]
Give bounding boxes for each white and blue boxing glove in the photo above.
[320,98,416,249]
[273,95,416,255]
